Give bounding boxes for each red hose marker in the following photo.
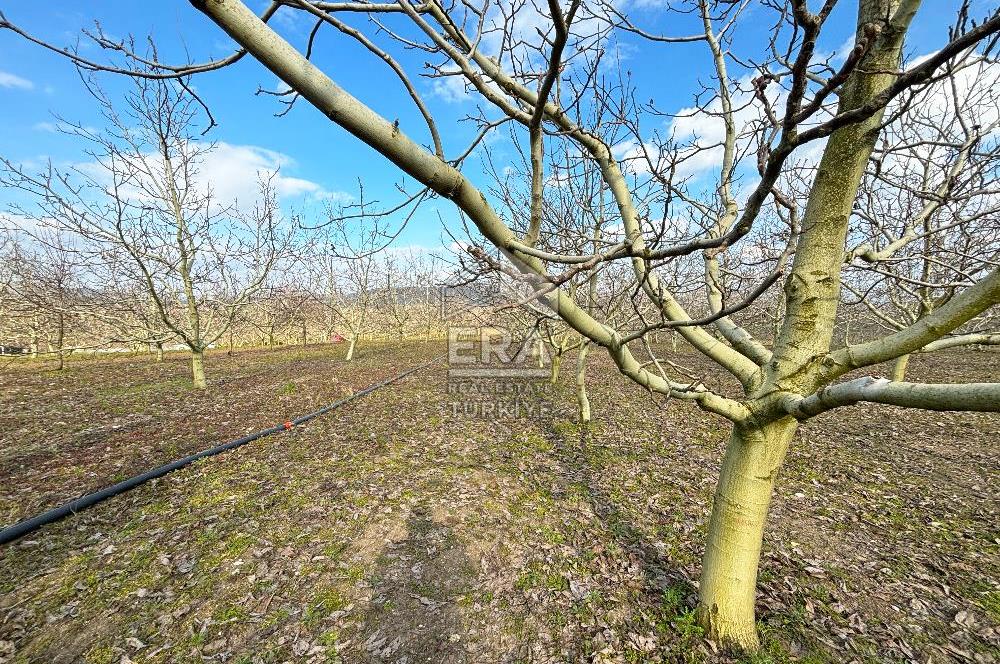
[283,421,294,430]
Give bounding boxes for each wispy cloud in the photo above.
[0,70,34,90]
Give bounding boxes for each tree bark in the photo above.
[191,349,207,390]
[155,341,165,362]
[698,419,797,651]
[697,1,920,650]
[576,344,591,423]
[549,352,562,384]
[55,312,65,371]
[891,354,910,381]
[345,335,357,361]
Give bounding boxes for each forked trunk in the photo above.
[576,344,590,423]
[891,354,910,381]
[697,0,917,650]
[345,335,357,361]
[191,349,207,390]
[549,353,562,384]
[697,418,797,651]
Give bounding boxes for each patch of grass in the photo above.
[515,562,569,592]
[980,590,1000,623]
[672,608,704,639]
[224,532,255,558]
[304,586,348,626]
[279,381,297,395]
[83,644,116,664]
[214,604,251,622]
[344,563,367,582]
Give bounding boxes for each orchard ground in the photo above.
[0,342,998,663]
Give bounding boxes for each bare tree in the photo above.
[0,73,293,388]
[6,0,1000,651]
[3,233,91,369]
[305,215,380,361]
[842,55,1000,379]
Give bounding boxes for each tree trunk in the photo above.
[345,335,357,361]
[671,332,678,353]
[301,321,307,346]
[697,419,797,651]
[891,354,910,381]
[155,341,165,362]
[576,344,591,423]
[55,313,65,371]
[549,352,562,384]
[191,349,207,389]
[698,1,918,649]
[536,339,544,368]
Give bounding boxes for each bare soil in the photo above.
[0,343,997,664]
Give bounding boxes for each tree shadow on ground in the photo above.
[544,418,700,611]
[350,502,475,663]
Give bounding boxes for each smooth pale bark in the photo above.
[576,344,591,423]
[550,353,562,384]
[784,377,1000,416]
[191,349,207,390]
[696,0,918,647]
[891,354,910,381]
[155,341,165,362]
[345,335,357,361]
[698,419,797,650]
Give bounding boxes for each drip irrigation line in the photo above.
[0,354,444,547]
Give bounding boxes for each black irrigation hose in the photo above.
[0,354,444,546]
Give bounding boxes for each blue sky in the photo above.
[0,1,986,250]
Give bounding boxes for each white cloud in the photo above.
[831,36,855,65]
[431,68,472,104]
[0,70,34,90]
[197,142,352,206]
[62,141,350,212]
[33,122,59,133]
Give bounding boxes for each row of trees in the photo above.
[4,0,1000,652]
[0,238,450,362]
[0,76,451,385]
